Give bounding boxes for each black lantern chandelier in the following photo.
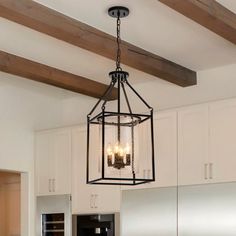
[87,6,155,185]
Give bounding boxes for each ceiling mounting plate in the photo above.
[108,6,129,18]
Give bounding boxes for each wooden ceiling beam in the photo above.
[159,0,236,45]
[0,0,196,87]
[0,50,117,100]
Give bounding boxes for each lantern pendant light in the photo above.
[87,6,155,185]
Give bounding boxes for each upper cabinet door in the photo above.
[54,129,72,195]
[35,131,54,196]
[153,111,177,188]
[209,99,236,183]
[122,110,178,190]
[35,129,72,196]
[178,105,209,186]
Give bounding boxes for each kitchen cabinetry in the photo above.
[209,99,236,183]
[34,97,236,198]
[178,99,236,186]
[178,105,210,186]
[141,111,178,189]
[71,126,120,214]
[153,111,177,187]
[35,128,72,196]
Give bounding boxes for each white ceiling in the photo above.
[1,0,236,130]
[1,0,236,88]
[33,0,236,71]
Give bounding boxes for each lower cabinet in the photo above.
[71,126,121,214]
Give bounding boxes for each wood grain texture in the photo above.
[0,0,197,87]
[0,50,117,100]
[159,0,236,45]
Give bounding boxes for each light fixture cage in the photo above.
[87,72,155,185]
[86,6,155,186]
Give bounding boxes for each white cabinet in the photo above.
[142,111,177,189]
[53,129,72,195]
[35,131,54,195]
[71,127,120,214]
[178,99,236,186]
[209,99,236,183]
[178,105,210,186]
[153,111,177,187]
[123,110,178,190]
[35,129,72,196]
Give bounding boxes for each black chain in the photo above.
[116,15,122,71]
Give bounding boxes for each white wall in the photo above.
[0,75,35,235]
[0,71,96,236]
[130,64,236,113]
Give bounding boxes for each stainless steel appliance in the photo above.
[72,214,120,236]
[36,195,72,236]
[42,213,64,235]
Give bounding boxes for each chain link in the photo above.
[116,15,122,71]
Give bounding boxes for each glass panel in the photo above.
[42,213,65,236]
[134,118,154,181]
[88,123,102,181]
[104,115,135,179]
[88,111,154,184]
[103,115,154,182]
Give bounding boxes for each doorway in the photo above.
[0,171,21,236]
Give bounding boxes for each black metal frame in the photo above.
[86,6,155,186]
[87,74,155,185]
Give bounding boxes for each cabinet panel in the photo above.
[153,111,177,187]
[209,99,236,183]
[72,127,120,214]
[96,186,120,213]
[71,127,97,214]
[123,111,177,190]
[54,129,72,195]
[35,132,54,195]
[35,129,72,196]
[178,105,209,186]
